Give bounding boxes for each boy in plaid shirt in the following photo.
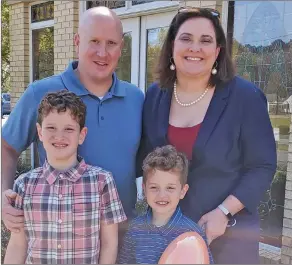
[4,90,127,264]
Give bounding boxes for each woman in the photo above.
[137,7,277,264]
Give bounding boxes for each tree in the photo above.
[1,0,10,92]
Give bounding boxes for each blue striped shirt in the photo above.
[118,207,213,264]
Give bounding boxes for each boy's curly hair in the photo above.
[142,145,189,185]
[37,90,86,130]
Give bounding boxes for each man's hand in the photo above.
[2,189,24,232]
[198,207,228,245]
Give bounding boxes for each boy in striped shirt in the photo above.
[118,145,213,264]
[4,90,126,264]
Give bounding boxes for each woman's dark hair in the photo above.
[155,7,235,89]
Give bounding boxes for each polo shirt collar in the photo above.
[42,156,88,185]
[61,61,126,97]
[145,206,183,236]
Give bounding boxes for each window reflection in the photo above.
[146,27,168,89]
[116,33,132,83]
[230,1,292,247]
[32,27,54,81]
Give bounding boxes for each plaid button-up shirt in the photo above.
[13,158,127,264]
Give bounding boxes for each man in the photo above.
[2,7,144,236]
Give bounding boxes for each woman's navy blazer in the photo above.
[137,76,277,225]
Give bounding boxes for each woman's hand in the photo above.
[198,207,229,245]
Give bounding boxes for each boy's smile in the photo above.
[143,169,189,226]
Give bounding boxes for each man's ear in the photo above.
[74,33,80,57]
[36,123,43,142]
[79,127,88,145]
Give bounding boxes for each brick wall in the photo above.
[54,1,79,74]
[9,2,31,165]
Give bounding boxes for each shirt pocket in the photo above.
[72,200,99,237]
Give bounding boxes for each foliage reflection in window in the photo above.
[32,27,54,81]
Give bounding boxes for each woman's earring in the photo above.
[211,61,218,75]
[170,57,176,70]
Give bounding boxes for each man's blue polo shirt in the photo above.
[2,61,144,218]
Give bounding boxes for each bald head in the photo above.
[79,6,123,38]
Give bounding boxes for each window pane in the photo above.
[230,1,292,247]
[32,27,54,81]
[132,0,154,5]
[116,32,132,83]
[31,1,54,23]
[146,27,168,89]
[87,1,125,9]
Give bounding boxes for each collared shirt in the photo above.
[118,207,213,264]
[13,158,127,264]
[3,61,144,218]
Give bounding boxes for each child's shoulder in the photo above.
[84,164,113,179]
[15,167,43,184]
[127,214,148,232]
[178,214,205,235]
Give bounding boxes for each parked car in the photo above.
[2,93,11,115]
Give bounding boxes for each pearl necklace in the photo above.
[173,81,209,107]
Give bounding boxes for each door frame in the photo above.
[139,11,176,91]
[121,17,140,86]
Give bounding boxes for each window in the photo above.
[31,1,54,23]
[32,27,54,81]
[87,1,125,9]
[30,2,54,82]
[228,0,292,247]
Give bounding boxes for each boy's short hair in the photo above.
[37,90,86,129]
[142,145,189,185]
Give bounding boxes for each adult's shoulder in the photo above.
[119,80,144,101]
[180,215,205,235]
[227,75,266,101]
[26,73,66,102]
[146,82,163,97]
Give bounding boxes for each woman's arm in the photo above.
[199,84,277,244]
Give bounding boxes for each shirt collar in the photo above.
[145,206,183,236]
[61,61,126,98]
[43,156,88,185]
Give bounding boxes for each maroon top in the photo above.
[168,123,201,160]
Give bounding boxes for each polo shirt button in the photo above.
[57,244,62,249]
[59,174,64,179]
[58,219,62,224]
[59,194,63,199]
[101,116,104,120]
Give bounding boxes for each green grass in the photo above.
[270,115,290,127]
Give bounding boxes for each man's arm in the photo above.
[2,83,39,232]
[98,222,118,264]
[2,138,20,192]
[4,229,27,264]
[2,139,24,232]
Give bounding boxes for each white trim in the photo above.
[29,1,55,169]
[221,0,229,36]
[121,17,140,87]
[30,19,54,30]
[79,1,87,20]
[116,1,179,19]
[139,11,176,92]
[79,1,179,19]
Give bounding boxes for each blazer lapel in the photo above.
[193,81,231,160]
[156,89,172,146]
